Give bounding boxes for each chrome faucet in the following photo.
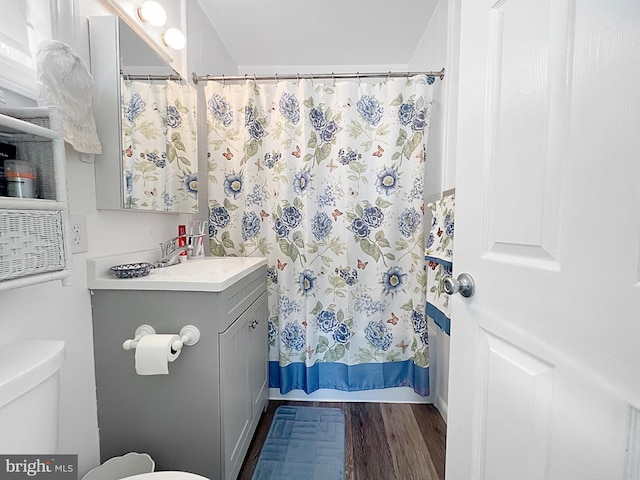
[155,237,193,267]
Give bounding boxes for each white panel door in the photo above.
[446,1,640,479]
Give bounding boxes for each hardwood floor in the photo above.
[238,401,447,480]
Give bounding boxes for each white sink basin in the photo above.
[87,250,267,292]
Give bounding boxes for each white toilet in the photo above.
[81,454,210,480]
[0,340,209,480]
[124,474,209,480]
[0,340,66,454]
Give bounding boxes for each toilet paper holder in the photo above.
[122,324,201,352]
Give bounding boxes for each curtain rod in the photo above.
[122,74,184,81]
[191,68,445,84]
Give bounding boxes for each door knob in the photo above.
[442,273,475,298]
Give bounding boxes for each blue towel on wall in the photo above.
[426,264,452,335]
[425,193,455,335]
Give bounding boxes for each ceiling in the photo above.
[195,0,439,70]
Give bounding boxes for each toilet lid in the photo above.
[122,473,211,480]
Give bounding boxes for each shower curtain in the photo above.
[122,79,198,212]
[205,75,436,396]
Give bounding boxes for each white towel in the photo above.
[35,40,102,154]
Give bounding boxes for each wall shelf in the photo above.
[0,106,72,290]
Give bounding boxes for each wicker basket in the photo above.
[0,209,66,281]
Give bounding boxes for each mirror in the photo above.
[89,16,198,213]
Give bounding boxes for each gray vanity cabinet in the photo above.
[89,265,268,480]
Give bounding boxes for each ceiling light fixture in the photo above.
[162,28,186,50]
[137,1,167,27]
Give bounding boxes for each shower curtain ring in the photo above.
[332,72,335,87]
[148,75,151,86]
[387,71,391,82]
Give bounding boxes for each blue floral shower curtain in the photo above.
[205,75,436,396]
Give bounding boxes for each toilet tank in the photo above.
[0,340,65,453]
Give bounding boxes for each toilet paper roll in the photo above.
[134,334,181,375]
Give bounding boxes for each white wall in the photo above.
[411,0,460,193]
[409,0,461,421]
[0,0,235,476]
[411,0,447,199]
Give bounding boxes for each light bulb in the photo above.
[162,28,186,50]
[138,1,167,27]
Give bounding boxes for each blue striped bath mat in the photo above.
[251,406,345,480]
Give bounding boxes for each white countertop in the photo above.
[87,250,267,292]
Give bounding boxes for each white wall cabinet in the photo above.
[89,264,268,479]
[0,107,71,290]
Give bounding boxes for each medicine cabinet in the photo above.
[0,106,72,290]
[89,16,198,214]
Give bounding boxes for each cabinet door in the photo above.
[220,292,269,480]
[248,292,268,417]
[219,304,252,480]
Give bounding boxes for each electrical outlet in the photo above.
[69,215,88,253]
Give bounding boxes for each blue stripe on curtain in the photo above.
[426,302,451,335]
[269,360,430,397]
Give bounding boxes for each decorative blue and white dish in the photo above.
[110,262,153,279]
